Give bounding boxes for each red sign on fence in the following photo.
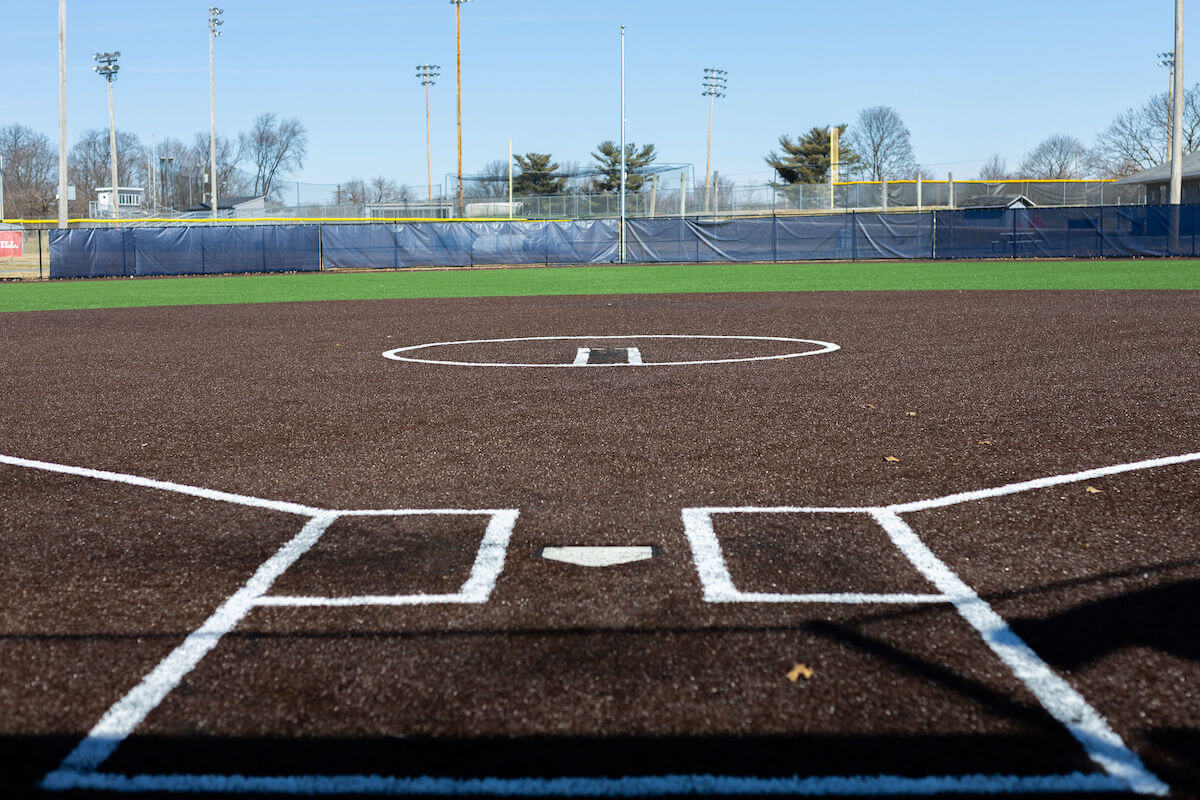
[0,231,22,257]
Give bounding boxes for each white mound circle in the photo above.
[382,334,840,367]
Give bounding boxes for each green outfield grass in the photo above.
[1,259,1198,312]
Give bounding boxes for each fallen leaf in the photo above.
[884,455,900,463]
[978,440,993,445]
[905,411,917,417]
[1085,486,1102,494]
[861,404,877,409]
[787,663,814,682]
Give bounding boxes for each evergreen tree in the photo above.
[764,125,859,184]
[590,140,657,192]
[512,152,566,195]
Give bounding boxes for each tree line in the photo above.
[5,82,1197,219]
[0,113,307,219]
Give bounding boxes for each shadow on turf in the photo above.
[1009,577,1200,666]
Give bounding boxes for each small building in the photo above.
[1114,152,1200,204]
[186,196,268,217]
[91,186,145,216]
[957,194,1036,210]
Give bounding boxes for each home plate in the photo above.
[539,546,655,567]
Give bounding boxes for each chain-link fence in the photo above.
[0,223,49,279]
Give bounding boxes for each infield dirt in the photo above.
[0,290,1197,797]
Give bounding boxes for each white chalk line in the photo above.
[680,509,945,605]
[41,769,1134,796]
[43,513,340,779]
[0,454,323,517]
[383,334,841,367]
[870,510,1167,795]
[15,450,1194,795]
[257,509,519,607]
[886,451,1200,514]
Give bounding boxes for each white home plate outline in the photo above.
[382,334,840,367]
[0,450,1191,795]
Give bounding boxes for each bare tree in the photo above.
[190,132,246,202]
[0,124,57,219]
[466,160,509,199]
[150,136,191,210]
[1088,84,1200,178]
[1018,134,1085,179]
[68,128,146,214]
[239,113,307,199]
[845,106,918,180]
[339,176,411,205]
[978,153,1010,180]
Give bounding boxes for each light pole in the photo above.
[416,64,441,204]
[209,6,223,222]
[159,155,175,211]
[1170,0,1185,207]
[451,0,471,216]
[93,51,120,224]
[702,67,727,214]
[58,0,68,227]
[620,26,626,263]
[1158,50,1176,159]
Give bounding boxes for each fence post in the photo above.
[948,172,955,209]
[772,212,778,263]
[881,180,888,211]
[318,224,324,271]
[917,176,922,211]
[851,211,857,261]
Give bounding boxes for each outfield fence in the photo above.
[45,204,1200,279]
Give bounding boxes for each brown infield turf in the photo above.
[0,290,1197,799]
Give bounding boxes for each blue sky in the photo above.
[2,1,1190,190]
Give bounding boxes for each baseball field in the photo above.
[1,260,1197,798]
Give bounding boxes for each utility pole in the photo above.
[451,0,472,217]
[416,64,440,204]
[701,67,727,214]
[93,51,120,224]
[1170,0,1185,206]
[58,0,69,227]
[209,6,223,223]
[620,26,626,263]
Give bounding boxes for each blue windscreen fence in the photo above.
[48,205,1200,278]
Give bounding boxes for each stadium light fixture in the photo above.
[451,0,472,217]
[93,51,121,225]
[208,6,224,222]
[702,67,727,214]
[1159,50,1176,157]
[416,64,441,204]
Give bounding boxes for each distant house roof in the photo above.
[958,194,1035,209]
[186,196,265,212]
[1114,151,1200,185]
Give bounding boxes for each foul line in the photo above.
[870,510,1167,796]
[43,513,339,778]
[0,454,322,517]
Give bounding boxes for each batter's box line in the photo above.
[3,451,1195,796]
